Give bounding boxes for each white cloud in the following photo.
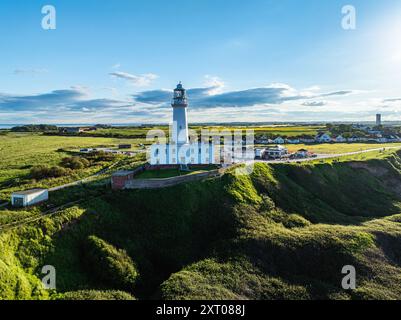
[109,71,158,87]
[0,80,385,124]
[302,101,327,107]
[14,68,48,75]
[203,75,225,95]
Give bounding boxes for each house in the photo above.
[286,138,300,144]
[11,189,48,207]
[334,135,347,143]
[291,149,310,159]
[315,133,332,143]
[300,137,315,144]
[264,145,288,159]
[255,148,266,159]
[347,135,362,142]
[273,137,285,144]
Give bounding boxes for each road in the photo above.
[252,146,400,164]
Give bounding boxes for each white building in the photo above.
[286,138,300,144]
[11,189,48,207]
[150,83,216,165]
[255,148,266,159]
[315,133,332,143]
[334,135,347,143]
[273,137,285,144]
[265,145,288,159]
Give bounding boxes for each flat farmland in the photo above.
[0,133,142,200]
[283,143,401,154]
[193,125,323,137]
[81,125,323,138]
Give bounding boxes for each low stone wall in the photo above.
[124,168,225,190]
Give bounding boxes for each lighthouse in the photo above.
[172,82,189,145]
[149,82,216,166]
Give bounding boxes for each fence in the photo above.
[124,168,226,190]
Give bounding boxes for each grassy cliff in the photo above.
[1,152,401,300]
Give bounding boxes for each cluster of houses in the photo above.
[255,146,316,160]
[256,131,401,145]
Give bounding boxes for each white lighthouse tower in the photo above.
[149,82,216,166]
[172,82,189,145]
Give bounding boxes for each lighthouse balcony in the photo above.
[172,98,188,105]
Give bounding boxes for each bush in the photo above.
[30,165,70,180]
[90,151,116,162]
[84,235,139,291]
[59,290,135,300]
[61,157,90,170]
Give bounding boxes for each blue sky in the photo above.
[1,0,401,124]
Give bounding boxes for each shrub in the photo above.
[30,165,70,179]
[61,157,90,170]
[90,151,117,162]
[59,290,135,300]
[84,235,139,291]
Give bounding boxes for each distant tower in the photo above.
[376,114,382,126]
[172,82,189,144]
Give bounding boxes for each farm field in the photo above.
[282,143,401,154]
[81,126,163,139]
[79,125,323,139]
[0,133,144,201]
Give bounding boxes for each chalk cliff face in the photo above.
[2,153,401,300]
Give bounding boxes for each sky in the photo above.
[1,0,401,124]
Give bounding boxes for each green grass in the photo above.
[134,166,217,179]
[282,143,401,154]
[0,133,145,201]
[2,134,401,300]
[134,169,192,179]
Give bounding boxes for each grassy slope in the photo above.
[2,152,401,299]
